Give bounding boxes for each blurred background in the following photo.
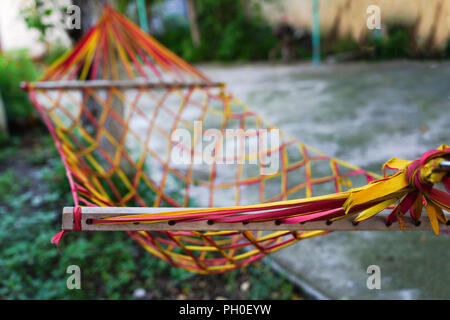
[0,0,449,299]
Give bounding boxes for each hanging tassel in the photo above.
[50,207,82,249]
[50,230,70,249]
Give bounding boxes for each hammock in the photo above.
[25,6,450,274]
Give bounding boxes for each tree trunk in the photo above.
[240,0,252,20]
[68,0,105,43]
[186,0,201,48]
[0,92,8,135]
[69,0,127,171]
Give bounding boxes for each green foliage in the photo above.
[0,51,41,126]
[370,27,411,59]
[0,135,19,162]
[156,1,276,62]
[155,15,192,58]
[296,46,312,60]
[20,0,54,42]
[42,42,69,66]
[219,261,298,299]
[20,0,66,43]
[326,36,360,55]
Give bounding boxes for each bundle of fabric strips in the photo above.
[91,145,450,236]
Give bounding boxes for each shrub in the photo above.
[0,50,40,127]
[42,42,69,66]
[156,0,276,62]
[370,26,411,59]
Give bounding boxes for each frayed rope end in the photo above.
[51,229,70,251]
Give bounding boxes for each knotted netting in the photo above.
[27,6,449,274]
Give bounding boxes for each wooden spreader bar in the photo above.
[22,80,224,91]
[62,207,450,232]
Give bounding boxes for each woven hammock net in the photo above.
[28,7,390,274]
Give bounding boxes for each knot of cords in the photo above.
[73,206,82,232]
[347,145,449,234]
[405,146,450,193]
[406,159,448,193]
[390,146,450,233]
[50,207,82,248]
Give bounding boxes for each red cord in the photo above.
[73,207,82,232]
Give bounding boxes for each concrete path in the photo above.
[199,61,450,299]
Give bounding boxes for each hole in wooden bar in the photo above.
[446,220,450,226]
[207,220,214,225]
[133,222,140,225]
[325,220,332,225]
[385,221,392,227]
[242,221,249,225]
[274,220,281,226]
[415,220,421,227]
[168,220,176,226]
[86,219,93,225]
[352,221,359,226]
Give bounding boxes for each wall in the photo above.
[260,0,450,50]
